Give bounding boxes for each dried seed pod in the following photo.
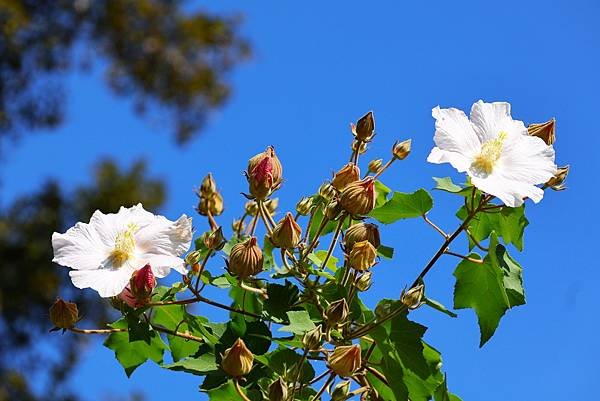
[331,380,351,401]
[325,298,349,325]
[302,325,323,351]
[205,227,226,250]
[49,298,79,329]
[348,240,377,271]
[268,377,288,401]
[354,271,373,292]
[197,192,224,216]
[351,111,375,142]
[392,139,412,160]
[344,222,381,251]
[245,200,259,216]
[200,173,217,196]
[319,182,337,201]
[296,196,314,216]
[527,118,556,145]
[401,284,425,310]
[368,158,383,174]
[546,165,569,191]
[227,236,263,279]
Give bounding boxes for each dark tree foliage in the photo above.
[0,0,250,147]
[0,160,165,401]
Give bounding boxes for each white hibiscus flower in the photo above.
[52,204,193,297]
[427,100,557,207]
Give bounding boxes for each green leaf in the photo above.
[255,347,315,384]
[152,304,201,361]
[103,318,168,377]
[204,380,240,400]
[278,310,316,335]
[163,353,218,375]
[453,233,525,346]
[457,204,528,251]
[434,375,463,401]
[308,250,339,271]
[375,180,392,206]
[262,234,278,270]
[424,297,458,318]
[377,244,394,259]
[264,281,301,322]
[433,177,463,193]
[369,189,433,224]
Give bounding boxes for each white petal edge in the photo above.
[69,267,134,298]
[431,106,482,160]
[52,223,109,270]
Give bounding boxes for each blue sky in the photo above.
[4,1,599,400]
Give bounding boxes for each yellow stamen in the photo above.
[471,131,508,175]
[109,223,138,267]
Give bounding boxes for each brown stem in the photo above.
[234,379,252,401]
[365,365,390,387]
[302,214,329,259]
[320,214,346,270]
[422,214,448,238]
[444,250,484,264]
[68,327,126,334]
[311,372,336,401]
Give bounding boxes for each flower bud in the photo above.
[325,200,343,220]
[49,298,79,329]
[227,236,263,279]
[351,111,375,142]
[368,159,383,174]
[331,380,351,401]
[120,264,156,308]
[200,173,217,196]
[546,165,569,191]
[401,284,425,310]
[247,146,283,200]
[296,196,314,216]
[392,139,412,160]
[197,192,224,216]
[319,182,337,201]
[268,377,288,401]
[270,212,302,249]
[344,222,380,251]
[339,177,376,216]
[325,298,349,325]
[354,271,373,292]
[528,118,555,145]
[205,227,226,250]
[328,344,361,377]
[331,163,361,191]
[232,219,246,233]
[302,325,323,351]
[185,250,203,266]
[221,338,254,377]
[245,200,259,216]
[348,240,377,271]
[264,198,279,216]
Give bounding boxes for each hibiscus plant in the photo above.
[49,101,568,400]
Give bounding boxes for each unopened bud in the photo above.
[221,338,254,377]
[401,284,425,310]
[302,325,323,351]
[205,227,226,250]
[392,139,412,160]
[49,298,79,329]
[268,377,288,401]
[185,250,203,266]
[368,159,383,174]
[351,111,375,142]
[197,192,224,216]
[227,236,263,279]
[348,240,377,271]
[325,200,343,220]
[344,222,380,251]
[331,163,361,192]
[296,197,314,216]
[246,146,283,200]
[232,219,246,233]
[200,173,217,196]
[270,212,302,249]
[326,298,349,325]
[354,271,373,292]
[319,182,337,201]
[120,264,156,308]
[245,201,259,216]
[328,345,361,377]
[264,198,279,215]
[331,380,351,401]
[546,165,569,191]
[339,177,376,216]
[528,118,556,145]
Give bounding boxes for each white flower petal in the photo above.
[427,147,473,172]
[471,174,545,207]
[52,223,109,270]
[470,100,527,142]
[135,214,192,257]
[138,253,188,277]
[431,106,481,160]
[498,135,557,185]
[69,267,134,297]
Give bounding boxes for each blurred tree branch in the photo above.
[0,0,250,148]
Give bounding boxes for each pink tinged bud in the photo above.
[247,146,283,200]
[339,177,377,216]
[119,264,156,308]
